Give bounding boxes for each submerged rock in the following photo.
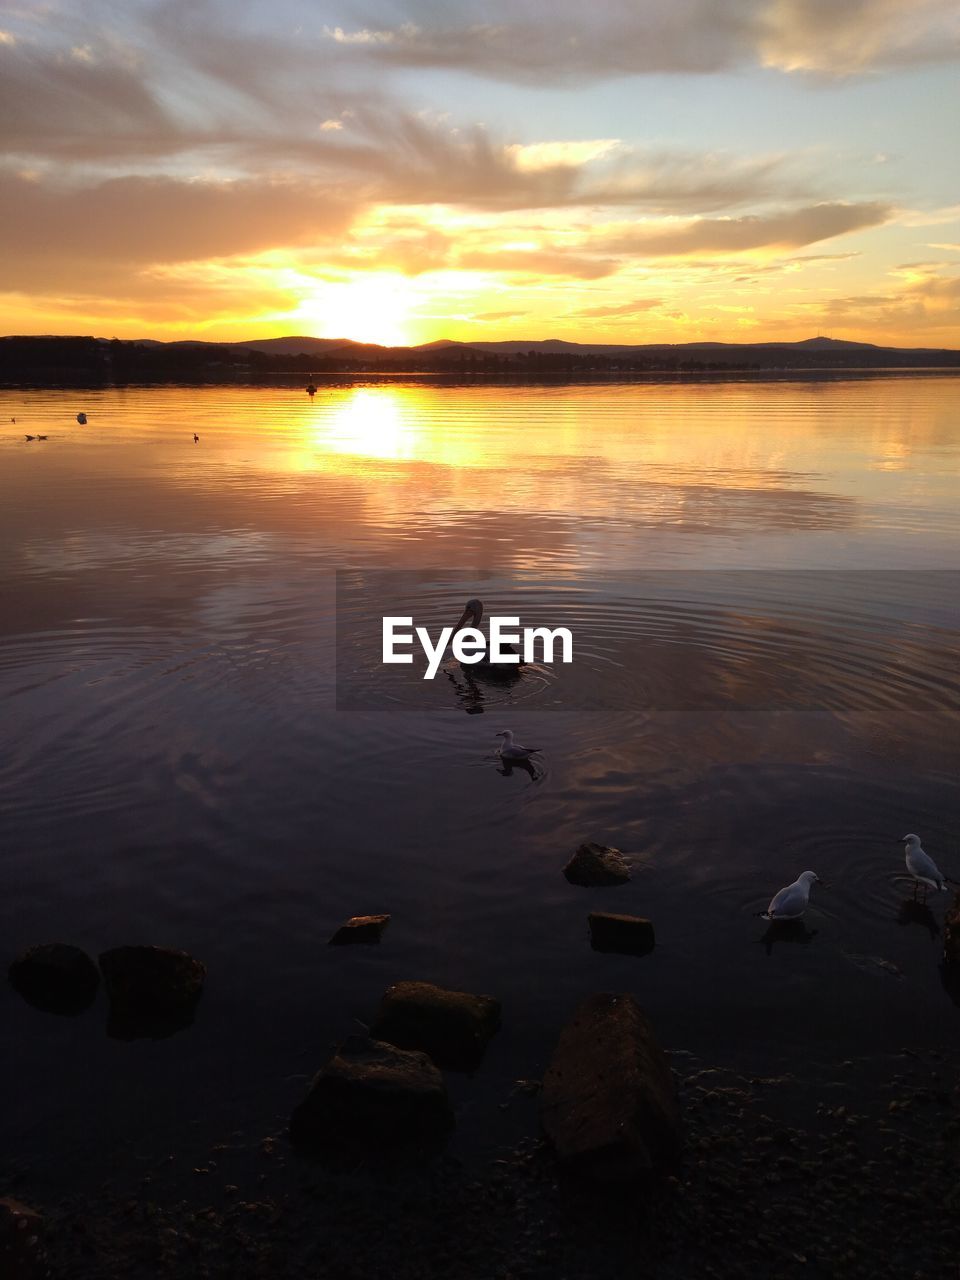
[0,1197,43,1280]
[563,842,631,887]
[99,945,205,1040]
[943,892,960,967]
[540,992,680,1181]
[290,1036,453,1153]
[371,980,501,1070]
[329,914,391,945]
[588,911,655,955]
[8,943,100,1015]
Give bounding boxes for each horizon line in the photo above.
[4,333,960,355]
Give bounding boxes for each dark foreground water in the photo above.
[1,377,958,1193]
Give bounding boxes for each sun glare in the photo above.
[293,274,415,346]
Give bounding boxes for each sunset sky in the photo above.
[2,0,958,347]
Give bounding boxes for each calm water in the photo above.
[1,377,959,1188]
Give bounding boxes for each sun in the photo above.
[293,273,416,347]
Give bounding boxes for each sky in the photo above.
[1,0,959,347]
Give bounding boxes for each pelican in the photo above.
[902,834,946,901]
[762,870,821,921]
[496,730,540,760]
[453,597,523,673]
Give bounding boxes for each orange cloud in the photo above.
[606,202,891,256]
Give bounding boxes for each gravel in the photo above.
[8,1046,960,1280]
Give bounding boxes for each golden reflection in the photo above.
[298,387,502,473]
[316,389,415,462]
[182,380,960,520]
[40,380,959,558]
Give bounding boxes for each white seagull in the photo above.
[495,730,540,760]
[762,870,822,921]
[902,833,946,900]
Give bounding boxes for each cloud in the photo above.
[506,139,622,171]
[824,294,898,311]
[909,275,960,300]
[0,32,176,159]
[812,271,960,337]
[758,0,960,75]
[606,201,891,256]
[564,298,664,318]
[249,110,803,215]
[324,0,960,82]
[457,247,619,279]
[894,204,960,228]
[0,171,355,293]
[323,4,757,82]
[0,25,809,219]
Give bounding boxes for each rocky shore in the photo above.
[6,1044,959,1280]
[8,888,960,1278]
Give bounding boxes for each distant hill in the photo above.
[1,333,958,385]
[414,334,932,358]
[222,336,356,356]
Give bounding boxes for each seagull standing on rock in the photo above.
[496,730,540,761]
[902,833,947,901]
[762,871,822,921]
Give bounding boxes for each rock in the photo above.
[329,914,391,945]
[370,980,501,1070]
[8,943,100,1014]
[0,1198,43,1280]
[563,842,631,887]
[290,1036,454,1153]
[943,892,960,966]
[588,911,655,955]
[99,945,205,1039]
[540,992,680,1181]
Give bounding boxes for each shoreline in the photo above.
[3,366,960,393]
[7,1044,959,1280]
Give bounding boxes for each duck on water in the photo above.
[453,598,524,677]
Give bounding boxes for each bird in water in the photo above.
[762,870,822,921]
[902,833,946,901]
[453,597,523,673]
[193,433,199,443]
[76,412,87,424]
[24,434,35,441]
[36,434,47,440]
[495,730,540,760]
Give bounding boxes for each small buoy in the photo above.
[77,412,87,424]
[306,384,317,397]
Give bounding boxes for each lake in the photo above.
[1,376,959,1191]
